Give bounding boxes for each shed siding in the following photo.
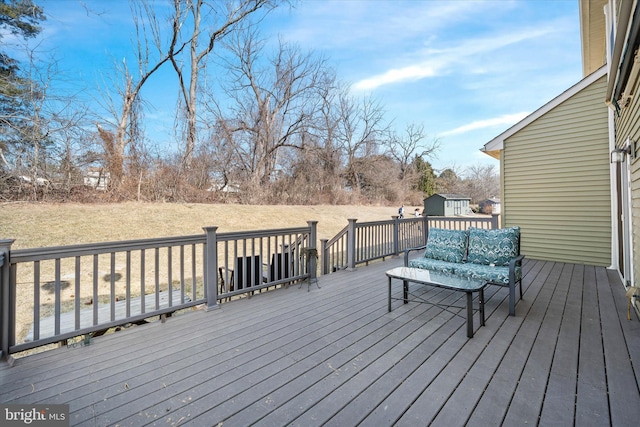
[424,195,445,216]
[503,74,610,265]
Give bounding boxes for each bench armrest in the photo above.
[508,254,525,283]
[404,244,428,266]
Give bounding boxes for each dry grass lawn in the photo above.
[2,202,422,347]
[1,202,421,250]
[2,202,423,353]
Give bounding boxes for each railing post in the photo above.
[1,239,15,361]
[203,227,219,311]
[307,221,318,281]
[347,219,357,271]
[422,215,429,244]
[392,216,400,256]
[320,239,328,275]
[491,214,501,229]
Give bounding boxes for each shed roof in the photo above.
[427,193,471,200]
[481,198,500,204]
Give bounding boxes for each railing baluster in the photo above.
[154,247,160,309]
[75,257,81,331]
[110,252,116,322]
[54,259,61,336]
[167,246,173,308]
[140,249,146,315]
[92,254,98,325]
[191,244,196,300]
[33,261,40,341]
[126,251,131,318]
[179,245,185,304]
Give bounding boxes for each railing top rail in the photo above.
[355,219,392,228]
[324,224,349,246]
[355,217,423,227]
[426,216,492,221]
[9,225,313,263]
[10,234,207,262]
[216,226,311,242]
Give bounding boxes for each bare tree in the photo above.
[2,39,92,200]
[335,89,389,195]
[308,71,346,201]
[97,0,185,190]
[169,0,278,171]
[462,163,500,203]
[385,123,439,180]
[212,28,328,201]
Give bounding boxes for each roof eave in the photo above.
[482,66,607,154]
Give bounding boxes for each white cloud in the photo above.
[279,0,488,50]
[438,112,530,137]
[353,64,441,91]
[352,25,558,91]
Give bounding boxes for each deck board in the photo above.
[538,263,582,426]
[2,257,640,426]
[597,266,640,427]
[576,265,610,427]
[503,261,569,425]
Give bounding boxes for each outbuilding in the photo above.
[479,198,501,214]
[423,193,472,216]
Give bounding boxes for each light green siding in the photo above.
[502,75,611,266]
[614,75,640,286]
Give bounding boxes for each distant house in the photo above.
[208,182,240,193]
[83,168,110,191]
[423,193,472,216]
[479,198,501,215]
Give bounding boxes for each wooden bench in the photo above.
[405,226,524,316]
[24,290,191,342]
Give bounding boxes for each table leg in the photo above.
[403,280,408,304]
[466,291,474,338]
[388,276,392,312]
[479,288,485,326]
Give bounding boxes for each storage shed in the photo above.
[479,198,501,214]
[423,193,472,216]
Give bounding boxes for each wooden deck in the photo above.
[1,257,640,426]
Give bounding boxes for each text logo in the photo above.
[1,405,69,426]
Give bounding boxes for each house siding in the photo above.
[502,74,611,265]
[614,73,640,286]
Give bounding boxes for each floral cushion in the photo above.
[467,226,520,266]
[423,228,468,263]
[408,257,458,275]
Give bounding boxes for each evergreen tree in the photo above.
[413,156,436,196]
[0,0,46,168]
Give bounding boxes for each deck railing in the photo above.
[320,214,500,274]
[0,222,317,357]
[427,215,499,230]
[0,215,499,357]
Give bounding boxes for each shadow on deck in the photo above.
[1,257,640,426]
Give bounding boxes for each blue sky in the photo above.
[29,0,582,174]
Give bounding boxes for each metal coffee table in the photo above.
[386,266,487,338]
